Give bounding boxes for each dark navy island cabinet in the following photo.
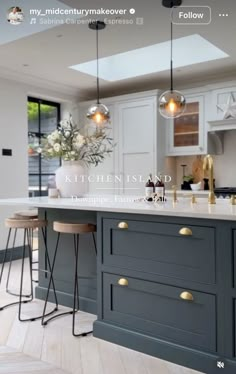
[93,212,236,374]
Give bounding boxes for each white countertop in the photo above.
[0,195,236,221]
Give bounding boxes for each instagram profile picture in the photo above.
[7,6,24,25]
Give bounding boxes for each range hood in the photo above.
[207,118,236,155]
[208,118,236,131]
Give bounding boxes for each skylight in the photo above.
[70,34,229,82]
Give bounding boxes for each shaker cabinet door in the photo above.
[117,97,157,195]
[166,94,206,156]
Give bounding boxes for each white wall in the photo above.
[0,79,28,250]
[214,131,236,187]
[0,77,78,250]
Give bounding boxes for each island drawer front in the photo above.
[102,218,216,285]
[103,273,216,352]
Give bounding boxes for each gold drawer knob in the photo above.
[180,291,194,301]
[179,227,192,236]
[118,278,129,286]
[118,222,128,229]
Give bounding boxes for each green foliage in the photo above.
[28,102,56,121]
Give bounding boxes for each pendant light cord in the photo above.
[96,24,100,104]
[170,20,173,92]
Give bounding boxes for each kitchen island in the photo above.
[1,195,236,374]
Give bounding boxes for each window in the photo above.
[28,97,61,197]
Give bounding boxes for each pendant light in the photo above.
[159,1,186,119]
[87,21,110,126]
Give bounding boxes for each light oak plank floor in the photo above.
[0,259,203,374]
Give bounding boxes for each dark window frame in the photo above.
[28,96,61,197]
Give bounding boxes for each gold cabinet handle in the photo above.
[180,291,194,301]
[179,227,192,236]
[118,222,128,229]
[118,278,129,287]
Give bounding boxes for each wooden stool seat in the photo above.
[5,218,47,230]
[14,210,38,220]
[53,221,96,235]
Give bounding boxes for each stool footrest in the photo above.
[19,306,58,323]
[0,298,33,311]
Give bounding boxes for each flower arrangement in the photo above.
[40,116,114,166]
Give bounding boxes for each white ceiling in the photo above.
[0,0,235,100]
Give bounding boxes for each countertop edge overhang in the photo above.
[0,196,236,221]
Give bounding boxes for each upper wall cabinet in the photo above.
[166,94,206,156]
[79,91,165,195]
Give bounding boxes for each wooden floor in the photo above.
[0,259,203,374]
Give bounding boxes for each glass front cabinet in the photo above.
[166,94,206,156]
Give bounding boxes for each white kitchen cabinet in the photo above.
[166,94,206,156]
[116,97,158,195]
[79,91,165,195]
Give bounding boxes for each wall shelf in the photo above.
[175,131,199,136]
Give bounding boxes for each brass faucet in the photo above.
[203,154,216,205]
[172,185,177,203]
[230,195,236,205]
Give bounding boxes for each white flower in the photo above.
[53,143,61,152]
[64,131,71,138]
[76,134,85,147]
[47,135,54,145]
[60,119,70,128]
[51,130,60,141]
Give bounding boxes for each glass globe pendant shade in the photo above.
[86,103,110,126]
[159,90,186,119]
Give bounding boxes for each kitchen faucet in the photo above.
[203,155,216,205]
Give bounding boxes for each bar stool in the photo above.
[42,221,97,337]
[4,210,39,293]
[0,218,58,322]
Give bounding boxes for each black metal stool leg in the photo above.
[42,233,79,326]
[18,229,31,321]
[6,229,32,298]
[42,230,93,337]
[72,234,93,337]
[42,232,61,326]
[6,229,17,292]
[18,228,58,322]
[92,232,97,256]
[0,228,11,287]
[31,228,39,284]
[0,229,33,312]
[41,227,58,309]
[27,230,34,301]
[73,235,80,311]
